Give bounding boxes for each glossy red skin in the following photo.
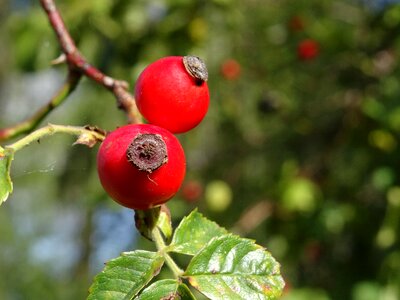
[297,39,320,61]
[134,56,210,134]
[97,124,186,210]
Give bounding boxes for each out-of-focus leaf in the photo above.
[282,177,320,213]
[184,234,285,299]
[352,281,382,300]
[135,279,196,300]
[168,209,228,255]
[205,180,233,212]
[87,250,164,300]
[282,288,330,300]
[368,129,397,152]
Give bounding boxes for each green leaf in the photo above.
[0,147,14,205]
[168,209,228,255]
[184,234,285,300]
[87,250,164,300]
[135,279,196,300]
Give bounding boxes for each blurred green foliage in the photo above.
[1,0,400,299]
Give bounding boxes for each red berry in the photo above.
[297,39,320,61]
[220,59,241,80]
[97,124,186,210]
[134,56,210,134]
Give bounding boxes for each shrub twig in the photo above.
[0,0,140,142]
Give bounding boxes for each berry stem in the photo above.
[4,124,105,154]
[151,226,184,278]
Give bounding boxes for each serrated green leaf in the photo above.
[168,209,228,255]
[184,234,285,300]
[88,250,164,300]
[0,147,14,205]
[135,279,196,300]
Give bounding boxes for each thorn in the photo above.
[51,53,67,65]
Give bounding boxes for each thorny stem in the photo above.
[151,226,184,278]
[39,0,141,123]
[0,0,141,142]
[5,124,105,153]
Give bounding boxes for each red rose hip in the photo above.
[134,56,210,133]
[97,124,186,210]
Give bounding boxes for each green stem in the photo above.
[152,226,184,278]
[5,123,105,153]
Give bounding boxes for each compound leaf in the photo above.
[0,147,14,205]
[88,250,164,300]
[168,209,228,255]
[135,279,196,300]
[184,234,285,300]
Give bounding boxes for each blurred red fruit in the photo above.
[181,180,203,202]
[220,59,241,80]
[297,39,319,61]
[288,15,304,32]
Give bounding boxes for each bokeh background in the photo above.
[1,0,400,299]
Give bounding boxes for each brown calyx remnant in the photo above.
[126,133,168,172]
[183,55,209,85]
